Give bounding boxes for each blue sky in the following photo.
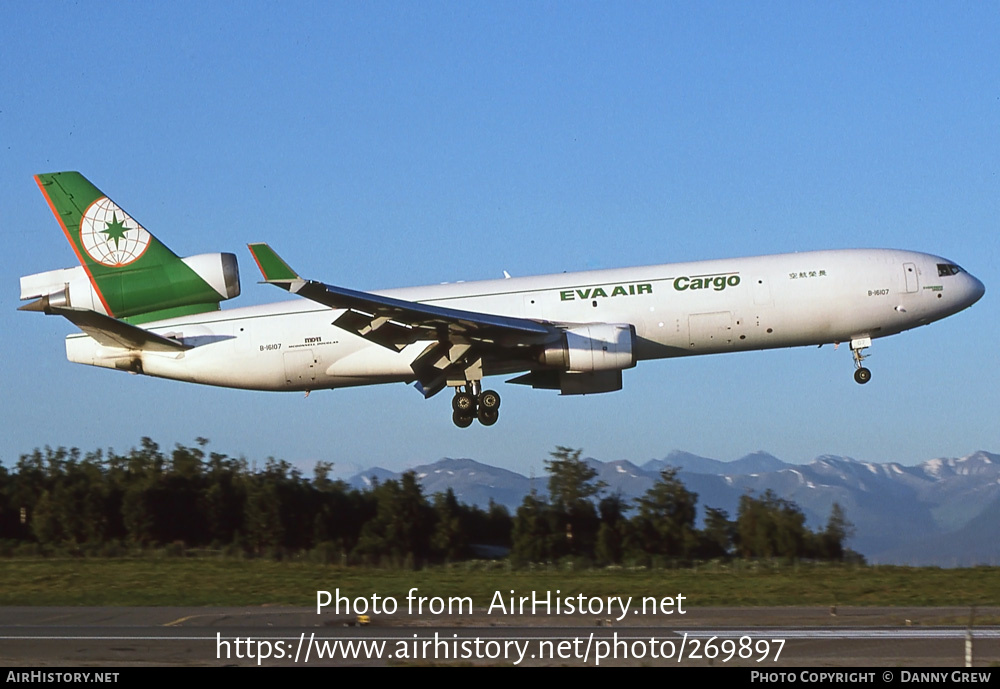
[2,2,997,477]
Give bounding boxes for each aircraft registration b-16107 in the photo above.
[20,172,985,427]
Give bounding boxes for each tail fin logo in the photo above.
[80,197,152,267]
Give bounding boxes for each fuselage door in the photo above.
[903,263,919,293]
[688,311,734,350]
[284,349,316,386]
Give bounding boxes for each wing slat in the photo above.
[248,243,559,351]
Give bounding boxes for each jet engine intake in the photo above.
[540,324,636,372]
[181,253,241,300]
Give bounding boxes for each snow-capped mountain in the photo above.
[347,450,1000,565]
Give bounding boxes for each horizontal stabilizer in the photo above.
[54,307,192,352]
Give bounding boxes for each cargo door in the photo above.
[283,349,316,386]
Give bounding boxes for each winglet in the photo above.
[247,243,301,283]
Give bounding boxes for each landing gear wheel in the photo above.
[850,338,872,386]
[477,408,499,426]
[453,411,474,428]
[452,392,476,414]
[478,389,501,411]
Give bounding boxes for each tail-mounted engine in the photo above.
[19,252,241,321]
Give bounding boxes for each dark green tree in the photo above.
[431,488,468,561]
[243,477,285,555]
[632,467,698,560]
[818,502,854,560]
[354,471,434,568]
[203,451,247,545]
[545,447,605,512]
[510,490,553,564]
[595,493,631,565]
[696,506,735,558]
[736,490,809,559]
[544,447,604,558]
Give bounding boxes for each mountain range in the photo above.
[346,450,1000,567]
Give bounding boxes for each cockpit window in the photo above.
[937,264,962,277]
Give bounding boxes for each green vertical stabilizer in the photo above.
[35,172,226,321]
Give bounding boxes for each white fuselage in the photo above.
[65,248,985,392]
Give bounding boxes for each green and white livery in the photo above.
[20,172,985,428]
[78,197,152,267]
[26,172,239,323]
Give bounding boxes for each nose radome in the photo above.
[966,273,985,306]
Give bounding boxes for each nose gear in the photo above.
[850,337,872,385]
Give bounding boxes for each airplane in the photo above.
[20,172,985,428]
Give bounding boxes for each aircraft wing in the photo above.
[53,307,192,352]
[247,243,560,351]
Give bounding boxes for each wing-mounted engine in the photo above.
[539,324,636,372]
[19,252,240,322]
[509,323,637,395]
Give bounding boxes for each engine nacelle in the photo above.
[20,265,105,313]
[540,324,636,373]
[181,253,241,302]
[19,253,240,319]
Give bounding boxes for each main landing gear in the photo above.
[850,337,872,385]
[451,382,502,427]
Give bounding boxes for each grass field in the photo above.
[1,558,999,608]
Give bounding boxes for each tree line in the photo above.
[0,440,858,566]
[514,447,858,566]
